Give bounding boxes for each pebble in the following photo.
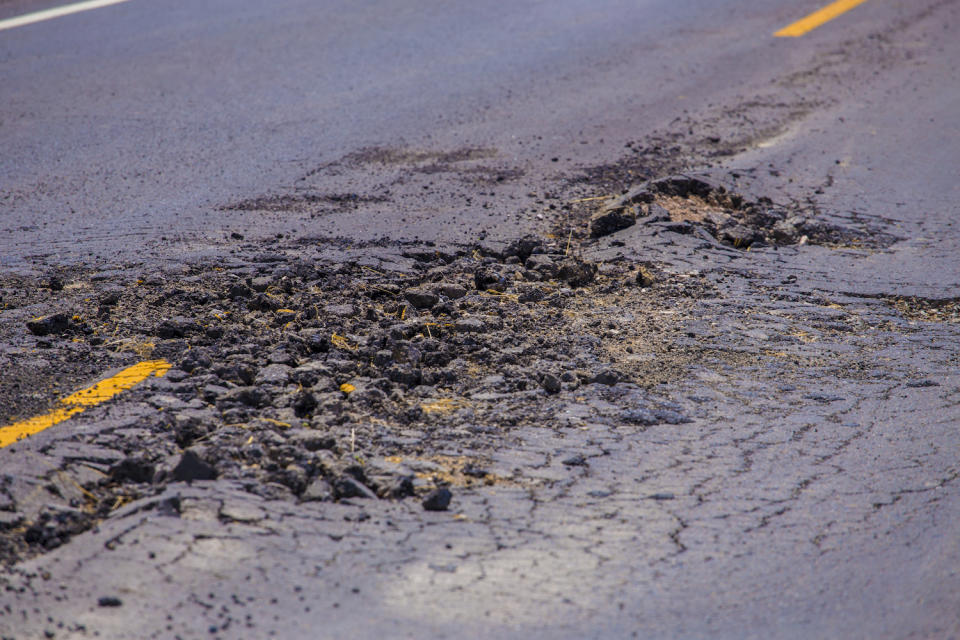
[334,477,378,500]
[591,369,621,385]
[405,288,440,309]
[562,454,588,467]
[154,316,198,339]
[557,259,597,287]
[422,488,452,511]
[525,254,558,278]
[437,283,467,299]
[97,596,123,608]
[255,363,292,386]
[454,317,485,333]
[301,477,334,502]
[250,276,272,292]
[541,373,561,394]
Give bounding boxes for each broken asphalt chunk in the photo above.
[404,287,440,309]
[590,204,636,237]
[557,259,597,287]
[422,487,452,511]
[26,313,71,336]
[334,476,378,500]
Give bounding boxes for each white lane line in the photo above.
[0,0,131,32]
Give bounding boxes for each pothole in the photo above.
[0,237,715,564]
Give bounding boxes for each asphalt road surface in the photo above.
[1,0,959,638]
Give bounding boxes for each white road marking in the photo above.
[0,0,131,32]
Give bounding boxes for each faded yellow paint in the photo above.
[420,397,471,414]
[331,333,358,351]
[775,0,869,37]
[0,360,171,448]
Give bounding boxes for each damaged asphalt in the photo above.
[2,0,960,638]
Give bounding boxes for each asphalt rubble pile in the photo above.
[587,174,897,250]
[0,233,707,563]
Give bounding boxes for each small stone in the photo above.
[379,475,416,499]
[517,285,547,303]
[454,317,484,333]
[334,477,378,500]
[474,267,504,291]
[643,203,672,222]
[147,394,190,410]
[255,363,292,386]
[437,283,467,300]
[562,454,588,467]
[220,502,266,523]
[636,267,656,287]
[289,430,336,451]
[154,316,198,339]
[591,369,621,385]
[386,365,422,387]
[98,596,123,607]
[721,225,758,248]
[590,205,636,237]
[179,349,213,373]
[98,289,122,307]
[649,492,676,501]
[504,235,542,261]
[391,342,422,365]
[557,259,597,287]
[524,254,558,278]
[292,391,318,417]
[26,313,71,336]
[227,283,252,299]
[542,373,561,394]
[771,221,799,243]
[267,349,297,366]
[250,276,272,292]
[422,488,452,511]
[404,288,440,309]
[164,368,189,383]
[171,449,217,483]
[324,303,358,318]
[290,362,331,387]
[301,477,334,502]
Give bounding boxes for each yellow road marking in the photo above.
[0,360,171,448]
[0,0,132,32]
[775,0,869,37]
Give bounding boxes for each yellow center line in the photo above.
[775,0,869,37]
[0,359,171,449]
